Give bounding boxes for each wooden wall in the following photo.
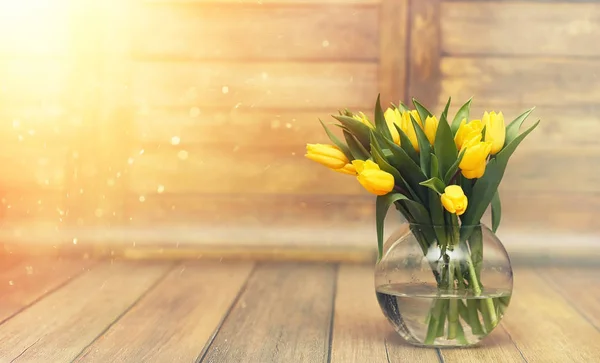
[1,0,599,255]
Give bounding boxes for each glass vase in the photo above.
[374,223,513,347]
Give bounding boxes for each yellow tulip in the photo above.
[459,136,492,179]
[399,111,420,151]
[352,111,374,129]
[333,163,357,175]
[352,160,395,196]
[440,185,468,216]
[461,162,486,179]
[483,111,506,155]
[454,119,483,150]
[305,143,349,169]
[424,115,439,145]
[384,108,401,144]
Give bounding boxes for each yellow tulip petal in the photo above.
[334,163,357,175]
[305,153,347,169]
[440,194,456,214]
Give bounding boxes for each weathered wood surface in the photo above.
[0,260,172,362]
[501,270,600,362]
[132,62,378,109]
[0,260,598,362]
[134,108,336,147]
[75,262,254,362]
[200,263,337,362]
[378,0,409,106]
[442,2,600,57]
[439,57,600,106]
[134,4,379,61]
[0,258,92,323]
[408,0,441,107]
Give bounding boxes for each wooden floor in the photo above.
[0,257,598,363]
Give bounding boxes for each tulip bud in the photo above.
[305,144,349,169]
[384,108,401,145]
[483,111,506,155]
[352,160,395,196]
[424,115,439,145]
[459,136,492,179]
[454,119,483,150]
[352,111,374,129]
[440,185,468,216]
[399,111,420,151]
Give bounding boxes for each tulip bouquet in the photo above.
[305,96,539,344]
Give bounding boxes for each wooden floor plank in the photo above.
[331,265,439,363]
[200,263,336,363]
[74,262,254,362]
[0,257,92,323]
[539,267,600,330]
[0,260,172,363]
[441,326,525,363]
[501,269,600,362]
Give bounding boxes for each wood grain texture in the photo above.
[501,269,600,362]
[442,2,600,57]
[378,0,409,106]
[75,262,253,362]
[408,0,441,107]
[0,261,172,362]
[440,57,600,106]
[441,326,524,362]
[200,263,336,363]
[128,146,365,194]
[0,257,91,323]
[134,4,378,61]
[125,193,373,227]
[132,62,378,109]
[539,267,600,329]
[330,265,439,363]
[134,108,340,147]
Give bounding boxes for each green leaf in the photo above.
[462,120,540,225]
[443,148,466,184]
[376,193,410,259]
[331,115,371,149]
[434,111,458,180]
[374,94,391,140]
[318,119,353,160]
[410,114,432,177]
[394,124,420,164]
[491,190,501,233]
[380,135,428,203]
[427,155,447,247]
[505,107,535,146]
[343,130,370,160]
[398,102,410,113]
[441,97,452,121]
[412,98,434,124]
[430,153,440,178]
[420,177,446,195]
[450,97,473,134]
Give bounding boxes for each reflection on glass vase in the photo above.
[374,223,513,347]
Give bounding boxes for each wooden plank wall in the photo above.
[0,0,599,255]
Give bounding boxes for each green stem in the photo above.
[424,299,446,344]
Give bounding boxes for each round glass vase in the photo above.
[374,223,513,347]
